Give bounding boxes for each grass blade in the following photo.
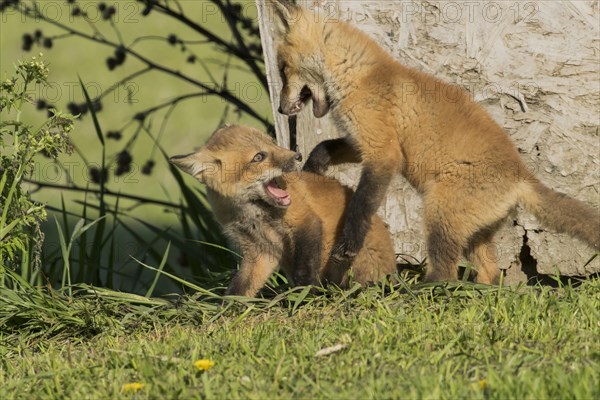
[131,256,219,298]
[54,217,71,294]
[145,242,171,298]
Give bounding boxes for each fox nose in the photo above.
[277,105,283,114]
[294,152,302,162]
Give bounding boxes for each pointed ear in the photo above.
[271,0,300,36]
[169,149,218,183]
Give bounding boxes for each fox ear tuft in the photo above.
[169,151,217,183]
[272,0,300,36]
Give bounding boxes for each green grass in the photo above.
[2,274,599,399]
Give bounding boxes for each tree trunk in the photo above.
[256,0,600,283]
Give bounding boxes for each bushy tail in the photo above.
[521,181,600,250]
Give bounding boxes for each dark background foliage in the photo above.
[0,0,275,294]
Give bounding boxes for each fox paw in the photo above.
[293,274,319,288]
[302,158,327,175]
[328,241,358,271]
[303,146,330,175]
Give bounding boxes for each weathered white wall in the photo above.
[257,0,600,282]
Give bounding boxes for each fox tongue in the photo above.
[266,179,291,206]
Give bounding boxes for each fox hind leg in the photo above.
[424,190,515,283]
[423,196,482,282]
[465,226,502,285]
[424,219,464,282]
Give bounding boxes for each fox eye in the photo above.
[252,152,267,163]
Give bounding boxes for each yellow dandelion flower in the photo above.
[194,359,215,371]
[478,379,488,390]
[121,382,144,393]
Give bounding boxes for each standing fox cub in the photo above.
[273,1,600,284]
[170,125,396,297]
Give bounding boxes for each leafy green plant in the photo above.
[1,1,255,293]
[0,54,74,282]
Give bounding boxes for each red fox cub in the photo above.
[169,124,396,297]
[272,1,600,284]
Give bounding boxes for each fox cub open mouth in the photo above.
[265,177,291,207]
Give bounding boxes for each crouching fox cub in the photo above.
[170,124,396,297]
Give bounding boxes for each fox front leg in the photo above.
[328,160,395,272]
[291,217,323,287]
[303,137,361,175]
[225,250,280,297]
